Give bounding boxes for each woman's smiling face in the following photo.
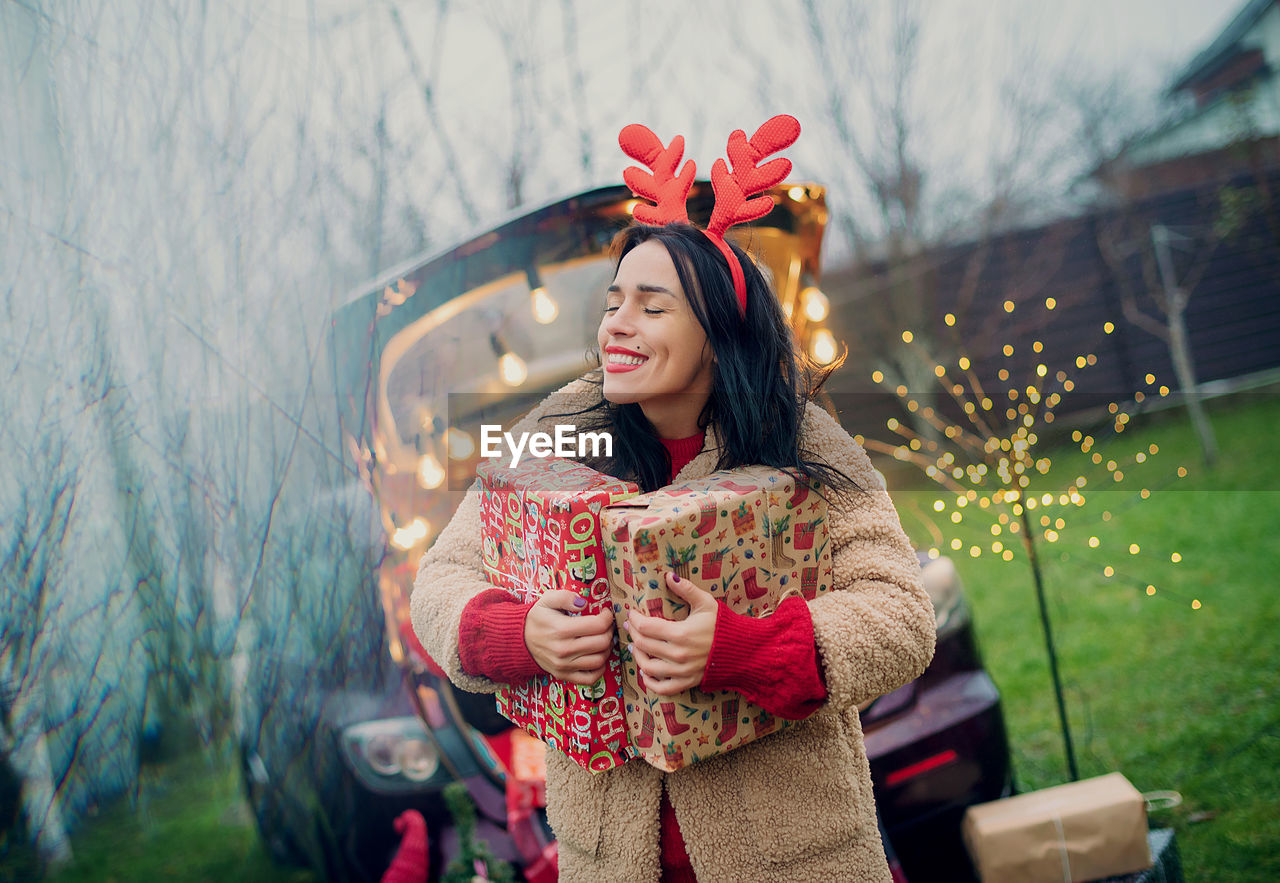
[597,239,716,437]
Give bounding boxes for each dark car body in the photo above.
[240,183,1012,882]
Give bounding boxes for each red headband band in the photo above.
[619,114,801,318]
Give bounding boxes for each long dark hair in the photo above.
[556,223,860,497]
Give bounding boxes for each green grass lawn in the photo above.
[47,746,315,883]
[892,389,1280,882]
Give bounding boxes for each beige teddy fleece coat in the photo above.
[411,376,936,882]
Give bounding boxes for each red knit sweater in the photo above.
[457,434,828,881]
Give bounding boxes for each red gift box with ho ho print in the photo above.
[600,466,834,772]
[476,457,639,772]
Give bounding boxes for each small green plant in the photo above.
[441,783,515,883]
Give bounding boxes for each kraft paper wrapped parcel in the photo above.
[601,466,833,772]
[962,772,1153,882]
[476,457,638,772]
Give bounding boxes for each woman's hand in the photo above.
[626,572,719,695]
[523,590,616,685]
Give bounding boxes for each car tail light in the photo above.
[920,556,970,637]
[341,717,443,792]
[885,748,960,787]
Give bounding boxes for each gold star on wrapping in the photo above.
[697,733,711,745]
[716,528,729,541]
[730,552,741,567]
[672,523,686,536]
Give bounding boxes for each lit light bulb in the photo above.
[499,352,528,386]
[531,286,559,324]
[801,286,829,322]
[446,428,475,460]
[391,517,430,550]
[417,453,445,489]
[811,328,837,364]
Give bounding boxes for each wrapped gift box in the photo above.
[476,457,638,772]
[600,466,833,771]
[962,772,1153,883]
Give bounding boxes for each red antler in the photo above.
[706,114,801,237]
[618,124,696,225]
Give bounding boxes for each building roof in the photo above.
[1169,0,1274,94]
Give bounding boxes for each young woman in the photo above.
[410,220,936,882]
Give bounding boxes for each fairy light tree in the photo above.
[858,294,1197,781]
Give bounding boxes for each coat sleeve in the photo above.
[408,379,595,694]
[801,402,937,712]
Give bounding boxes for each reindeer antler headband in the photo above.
[618,114,801,317]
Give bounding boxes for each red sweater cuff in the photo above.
[701,596,828,720]
[457,589,544,683]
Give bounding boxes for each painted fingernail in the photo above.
[572,595,586,608]
[622,621,630,633]
[671,573,681,583]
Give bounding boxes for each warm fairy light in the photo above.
[811,328,838,364]
[1145,373,1156,384]
[801,286,830,322]
[446,428,475,460]
[1159,385,1170,396]
[417,453,446,489]
[499,352,528,386]
[1045,297,1056,309]
[1177,466,1188,477]
[1171,552,1182,563]
[788,185,808,201]
[871,307,1187,623]
[1191,599,1202,610]
[391,518,430,551]
[531,286,559,324]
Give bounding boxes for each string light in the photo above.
[531,286,559,324]
[858,305,1193,629]
[801,286,830,322]
[417,453,446,489]
[391,518,430,551]
[811,328,838,364]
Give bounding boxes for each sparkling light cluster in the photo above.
[862,324,1200,610]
